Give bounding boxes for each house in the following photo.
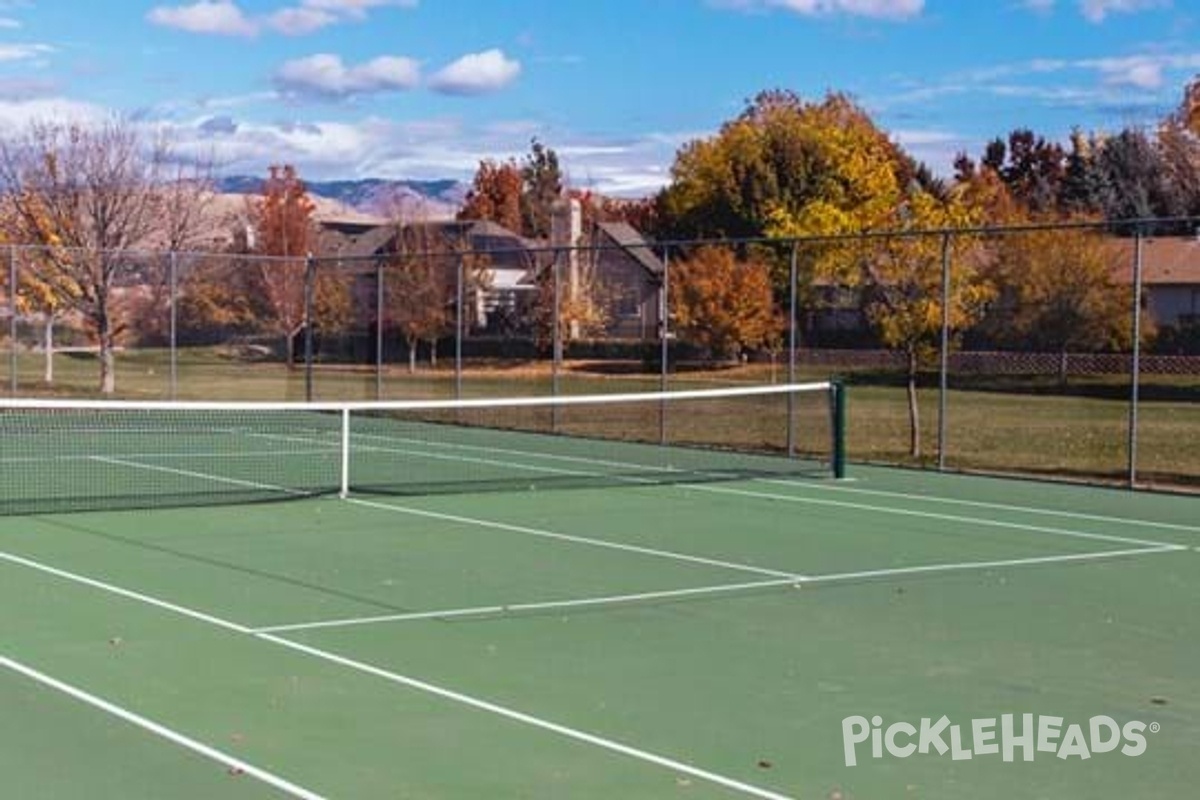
[314,206,666,341]
[1112,237,1200,330]
[544,198,665,341]
[584,219,665,340]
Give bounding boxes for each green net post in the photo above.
[830,380,847,480]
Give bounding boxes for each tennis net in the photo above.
[0,381,846,515]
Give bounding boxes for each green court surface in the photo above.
[2,414,1198,798]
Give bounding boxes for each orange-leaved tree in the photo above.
[248,165,349,366]
[669,246,783,361]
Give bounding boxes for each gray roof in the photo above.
[595,221,664,276]
[314,220,397,261]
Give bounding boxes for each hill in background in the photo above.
[215,176,465,221]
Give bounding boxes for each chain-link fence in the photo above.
[2,218,1197,489]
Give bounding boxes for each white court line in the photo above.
[94,454,804,582]
[680,483,1179,550]
[252,577,803,634]
[252,543,1185,634]
[90,456,314,498]
[751,476,1200,534]
[0,654,327,800]
[0,550,796,800]
[803,545,1185,585]
[345,497,808,581]
[344,431,1190,547]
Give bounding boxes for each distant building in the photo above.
[314,209,665,341]
[1112,237,1200,329]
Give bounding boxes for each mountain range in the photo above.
[215,176,467,221]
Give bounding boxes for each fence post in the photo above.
[1127,231,1144,488]
[375,258,384,401]
[787,241,798,458]
[455,252,464,401]
[551,252,561,433]
[168,251,178,400]
[659,247,670,446]
[937,232,951,472]
[8,247,17,395]
[304,253,315,402]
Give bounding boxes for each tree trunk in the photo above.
[98,330,116,395]
[1058,349,1069,387]
[428,338,438,368]
[907,349,921,459]
[407,338,417,374]
[284,332,295,371]
[42,315,54,385]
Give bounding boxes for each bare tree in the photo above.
[0,117,211,394]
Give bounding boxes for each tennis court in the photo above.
[1,383,1197,799]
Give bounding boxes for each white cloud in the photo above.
[0,43,51,61]
[428,49,521,95]
[891,128,972,176]
[1079,53,1200,88]
[713,0,924,20]
[1020,0,1055,11]
[1078,0,1169,22]
[266,0,417,33]
[300,0,418,18]
[0,97,108,135]
[149,0,417,37]
[266,7,336,35]
[274,53,421,99]
[147,1,258,37]
[0,17,20,28]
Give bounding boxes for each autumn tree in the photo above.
[1183,76,1200,134]
[521,139,564,239]
[248,164,350,365]
[10,241,81,384]
[0,118,211,394]
[661,91,907,249]
[983,129,1067,214]
[175,253,267,344]
[669,246,783,361]
[377,221,456,373]
[458,159,523,232]
[979,226,1138,381]
[530,252,611,358]
[861,191,991,458]
[459,139,565,239]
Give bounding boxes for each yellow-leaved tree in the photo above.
[0,118,211,394]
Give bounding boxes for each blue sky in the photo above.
[0,1,1197,196]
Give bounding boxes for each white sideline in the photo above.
[0,654,328,800]
[0,549,797,800]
